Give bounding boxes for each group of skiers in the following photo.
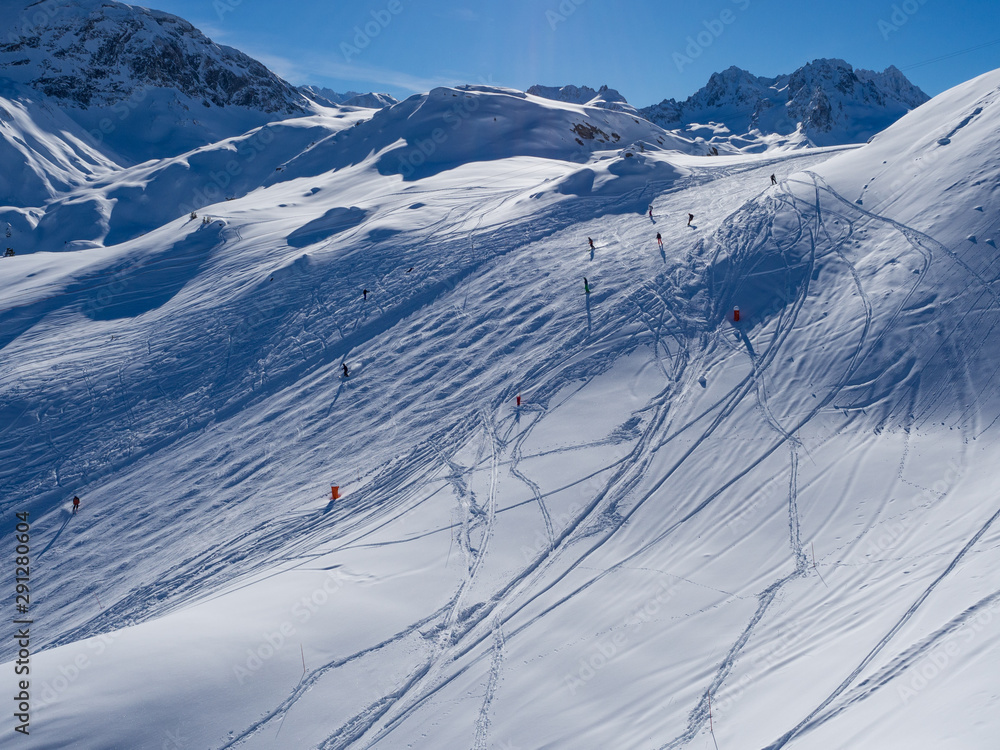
[585,208,696,294]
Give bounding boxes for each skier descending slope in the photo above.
[342,363,350,378]
[584,277,591,294]
[656,232,663,250]
[687,213,694,226]
[72,496,80,514]
[588,237,595,251]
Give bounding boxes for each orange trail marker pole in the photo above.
[331,486,340,501]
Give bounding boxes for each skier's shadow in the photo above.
[38,512,72,560]
[660,247,667,264]
[585,292,592,332]
[737,326,755,358]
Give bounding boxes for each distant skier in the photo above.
[770,173,777,185]
[584,277,591,294]
[656,232,663,250]
[342,363,350,378]
[588,237,595,251]
[3,247,13,257]
[72,496,80,514]
[648,205,654,221]
[687,213,694,227]
[363,288,369,300]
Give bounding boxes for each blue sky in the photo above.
[151,0,1000,106]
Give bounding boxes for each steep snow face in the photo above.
[0,0,314,161]
[274,84,694,182]
[805,69,1000,422]
[0,85,120,210]
[642,58,929,150]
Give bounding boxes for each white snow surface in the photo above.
[1,62,1000,750]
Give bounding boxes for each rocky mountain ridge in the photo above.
[639,58,930,148]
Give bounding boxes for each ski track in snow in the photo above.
[256,149,1000,750]
[193,156,815,749]
[7,114,1000,748]
[295,156,872,750]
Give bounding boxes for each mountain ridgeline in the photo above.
[0,1,929,162]
[638,58,930,149]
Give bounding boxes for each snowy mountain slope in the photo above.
[299,85,399,110]
[9,109,374,253]
[642,59,930,150]
[0,0,315,162]
[270,84,697,184]
[528,83,640,116]
[2,48,1000,750]
[0,84,121,213]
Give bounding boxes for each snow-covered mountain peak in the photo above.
[273,83,694,182]
[298,85,399,109]
[0,0,317,162]
[641,58,929,150]
[0,0,308,112]
[528,83,639,116]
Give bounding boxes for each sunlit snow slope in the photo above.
[2,71,1000,750]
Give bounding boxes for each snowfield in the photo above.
[2,60,1000,750]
